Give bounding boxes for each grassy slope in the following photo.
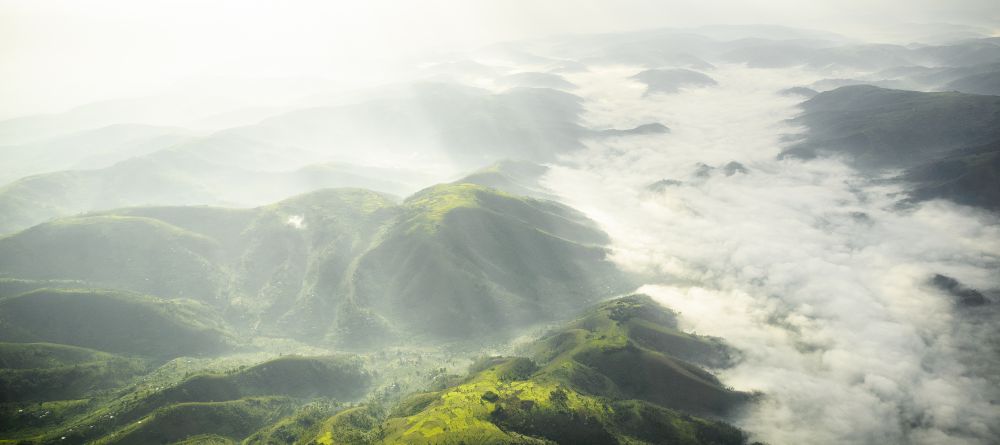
[0,289,234,358]
[0,183,628,347]
[110,355,369,426]
[0,170,103,235]
[0,342,118,369]
[0,343,149,403]
[1,296,743,445]
[242,402,340,445]
[13,355,371,445]
[352,183,629,341]
[0,215,226,302]
[526,295,742,414]
[236,189,399,340]
[0,188,399,339]
[93,188,400,340]
[0,278,93,299]
[315,295,747,445]
[94,397,300,445]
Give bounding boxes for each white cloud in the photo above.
[543,64,1000,444]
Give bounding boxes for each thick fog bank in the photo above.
[543,65,1000,444]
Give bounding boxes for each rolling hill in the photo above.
[0,183,631,347]
[0,342,150,402]
[0,289,235,358]
[13,355,371,445]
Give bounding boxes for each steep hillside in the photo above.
[524,295,743,414]
[232,188,400,339]
[351,183,629,342]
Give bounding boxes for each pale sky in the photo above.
[1,0,998,119]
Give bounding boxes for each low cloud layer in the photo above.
[543,65,1000,444]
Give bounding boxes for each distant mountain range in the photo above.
[784,85,1000,210]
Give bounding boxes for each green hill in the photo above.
[0,215,226,301]
[351,183,628,341]
[522,295,743,416]
[119,356,370,423]
[242,402,340,445]
[314,294,748,445]
[0,184,628,346]
[0,278,93,299]
[0,342,117,369]
[782,85,1000,210]
[783,85,1000,170]
[0,289,234,358]
[94,397,300,445]
[0,343,149,402]
[0,188,399,338]
[236,355,371,399]
[30,355,371,445]
[4,296,744,445]
[456,160,555,200]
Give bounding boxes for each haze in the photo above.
[1,1,999,445]
[2,0,999,119]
